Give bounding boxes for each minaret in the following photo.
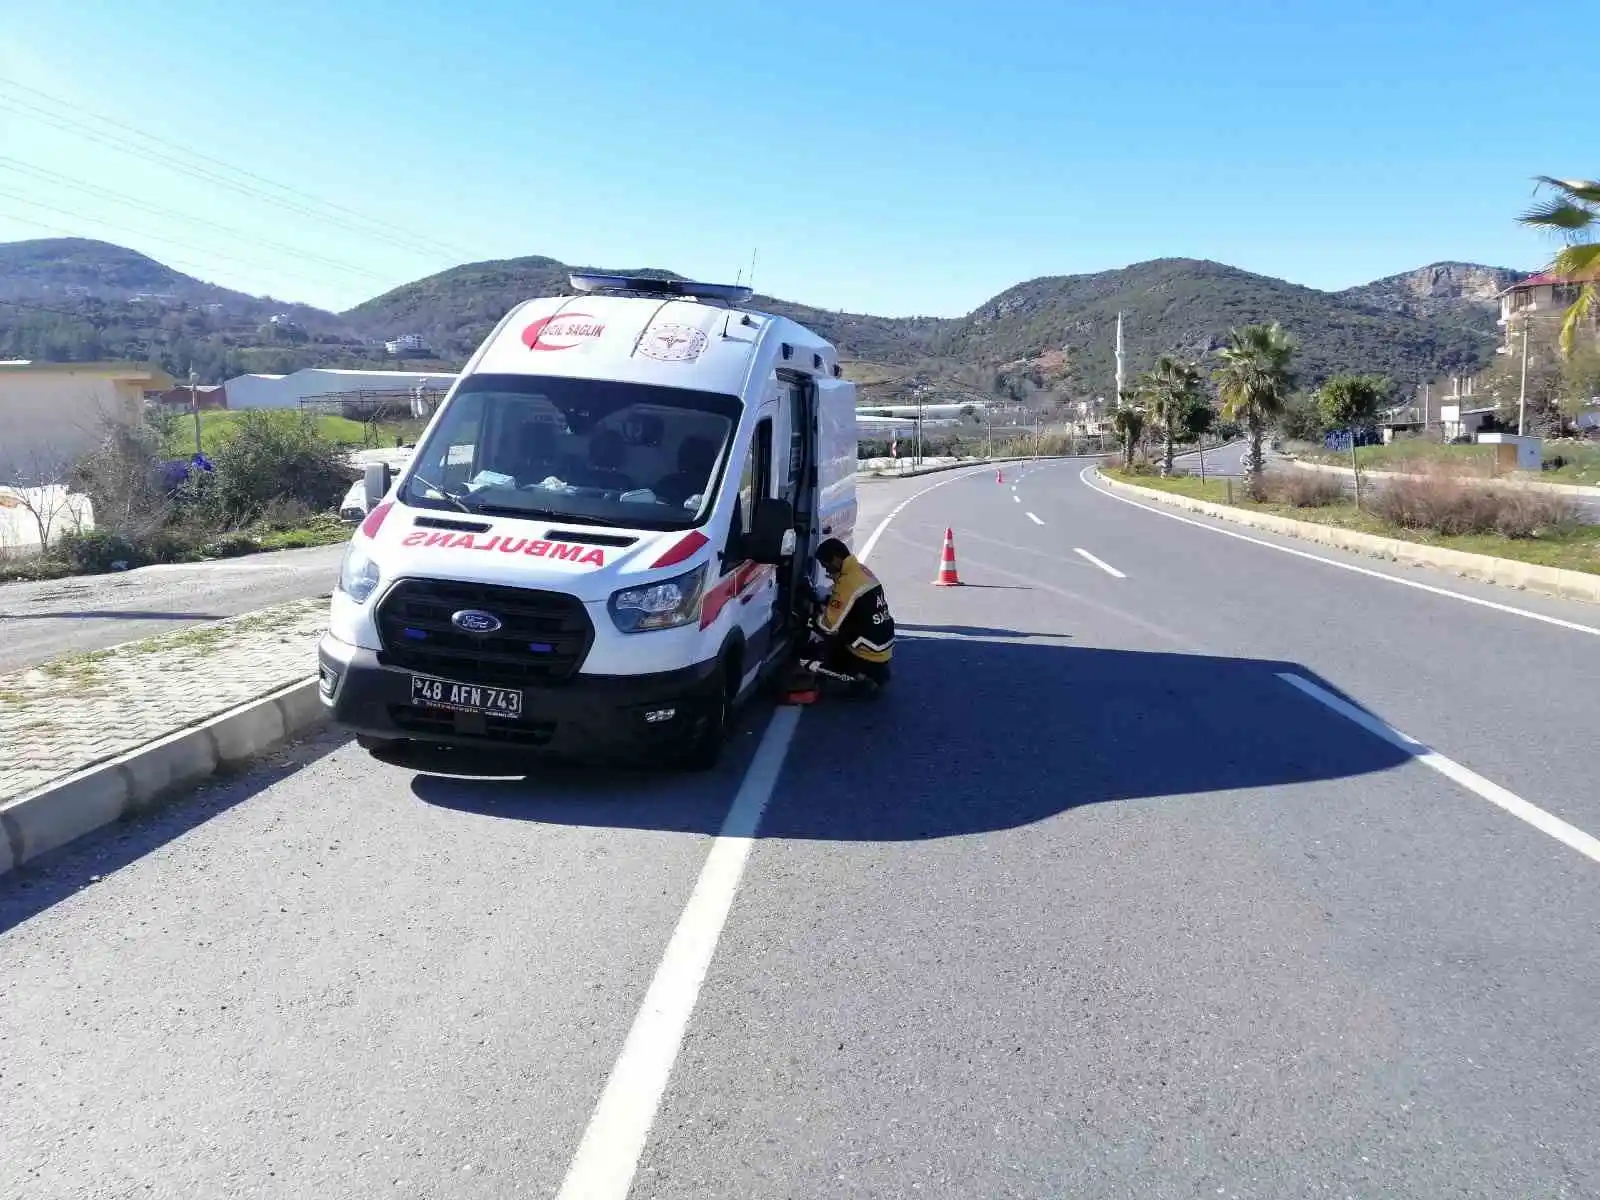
[1114,311,1126,400]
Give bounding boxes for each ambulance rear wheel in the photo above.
[680,668,731,772]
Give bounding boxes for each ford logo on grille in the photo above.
[451,609,503,635]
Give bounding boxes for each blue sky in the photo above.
[0,0,1590,317]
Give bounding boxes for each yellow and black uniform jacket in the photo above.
[815,555,894,664]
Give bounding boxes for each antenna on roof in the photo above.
[747,248,759,294]
[568,273,753,306]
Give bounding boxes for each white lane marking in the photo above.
[1278,673,1600,865]
[1079,465,1600,639]
[1026,511,1044,525]
[858,463,994,563]
[1013,494,1021,503]
[554,708,802,1200]
[1073,547,1126,578]
[556,465,973,1200]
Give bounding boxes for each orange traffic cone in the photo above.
[934,527,963,586]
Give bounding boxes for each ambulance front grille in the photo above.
[375,577,594,686]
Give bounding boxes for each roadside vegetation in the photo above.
[1,409,355,583]
[1107,464,1599,576]
[165,409,425,457]
[1285,437,1600,487]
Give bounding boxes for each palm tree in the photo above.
[1140,356,1205,477]
[1520,177,1600,356]
[1213,323,1296,499]
[1110,398,1146,469]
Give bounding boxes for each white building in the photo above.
[384,334,427,356]
[0,360,175,482]
[221,373,289,410]
[1497,271,1600,353]
[221,368,458,411]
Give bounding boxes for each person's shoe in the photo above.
[850,676,881,700]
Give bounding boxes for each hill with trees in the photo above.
[1,239,1510,400]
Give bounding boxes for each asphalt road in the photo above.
[0,543,348,672]
[4,461,1599,1199]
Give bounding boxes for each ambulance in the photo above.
[316,274,857,769]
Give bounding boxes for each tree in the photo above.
[1316,374,1390,508]
[1110,393,1146,468]
[1476,321,1572,435]
[1214,322,1297,499]
[1139,355,1206,476]
[1276,391,1327,443]
[1519,177,1600,355]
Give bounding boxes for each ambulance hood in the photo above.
[368,504,714,605]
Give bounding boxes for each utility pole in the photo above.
[189,368,202,456]
[915,394,924,467]
[1516,320,1530,437]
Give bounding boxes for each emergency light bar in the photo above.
[568,273,754,305]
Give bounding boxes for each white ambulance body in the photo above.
[317,275,857,768]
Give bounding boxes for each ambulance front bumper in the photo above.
[316,632,723,760]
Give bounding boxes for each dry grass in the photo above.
[1103,467,1600,576]
[1369,463,1578,538]
[1260,470,1345,507]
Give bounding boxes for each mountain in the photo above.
[1336,261,1524,326]
[0,238,450,382]
[344,256,950,368]
[0,238,1510,399]
[0,238,339,328]
[939,257,1502,397]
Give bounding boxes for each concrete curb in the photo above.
[1284,457,1600,500]
[1094,470,1600,604]
[0,677,324,878]
[859,453,1113,481]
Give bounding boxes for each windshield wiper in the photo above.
[467,502,632,528]
[406,475,471,513]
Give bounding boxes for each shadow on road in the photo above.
[411,633,1412,840]
[0,610,226,622]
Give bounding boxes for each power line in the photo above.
[0,208,283,285]
[0,156,391,282]
[0,189,356,295]
[0,79,469,258]
[0,85,457,261]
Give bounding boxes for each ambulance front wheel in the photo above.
[680,665,732,772]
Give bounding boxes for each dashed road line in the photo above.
[1073,547,1126,578]
[1025,511,1044,525]
[1079,464,1600,638]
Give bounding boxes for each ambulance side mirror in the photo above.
[746,498,795,564]
[363,462,392,511]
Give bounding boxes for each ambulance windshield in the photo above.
[402,373,741,531]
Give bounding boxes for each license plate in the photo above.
[409,674,523,718]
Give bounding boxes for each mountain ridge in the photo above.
[1,237,1517,399]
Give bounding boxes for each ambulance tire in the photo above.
[680,659,734,772]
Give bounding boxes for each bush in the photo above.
[55,528,147,573]
[1371,471,1576,538]
[204,411,353,524]
[1260,470,1345,507]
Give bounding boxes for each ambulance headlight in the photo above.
[338,544,382,604]
[609,564,707,633]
